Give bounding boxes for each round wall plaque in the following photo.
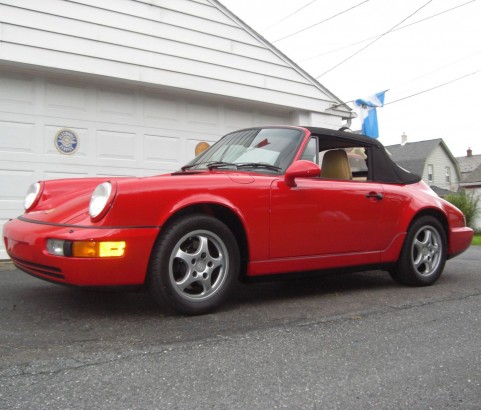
[55,129,79,155]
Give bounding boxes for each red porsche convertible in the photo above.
[3,126,473,314]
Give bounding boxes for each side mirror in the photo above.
[284,160,320,187]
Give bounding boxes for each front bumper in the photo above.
[3,218,160,286]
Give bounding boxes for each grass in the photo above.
[472,234,481,246]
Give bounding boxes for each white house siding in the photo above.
[0,0,349,116]
[0,0,352,259]
[423,144,459,192]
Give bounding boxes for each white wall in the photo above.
[424,144,460,191]
[0,0,350,116]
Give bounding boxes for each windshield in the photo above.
[183,128,304,173]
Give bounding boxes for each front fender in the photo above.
[166,193,246,226]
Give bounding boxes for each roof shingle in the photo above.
[385,139,442,176]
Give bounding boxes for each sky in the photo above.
[220,0,481,157]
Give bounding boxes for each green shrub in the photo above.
[445,190,480,229]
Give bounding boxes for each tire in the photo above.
[147,214,239,315]
[390,216,447,286]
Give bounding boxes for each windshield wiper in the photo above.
[236,162,281,172]
[181,163,198,171]
[182,161,281,172]
[181,161,235,171]
[206,161,238,170]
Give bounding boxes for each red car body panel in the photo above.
[3,126,474,289]
[4,221,158,285]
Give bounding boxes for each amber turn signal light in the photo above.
[72,241,126,258]
[47,239,125,258]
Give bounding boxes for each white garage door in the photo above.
[0,69,290,259]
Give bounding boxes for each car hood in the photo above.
[21,177,119,225]
[20,171,266,227]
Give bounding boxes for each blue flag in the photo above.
[354,91,387,138]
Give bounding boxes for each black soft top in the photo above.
[305,126,422,185]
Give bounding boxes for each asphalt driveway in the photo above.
[0,247,480,409]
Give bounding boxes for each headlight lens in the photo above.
[46,239,67,256]
[89,182,113,220]
[24,182,42,211]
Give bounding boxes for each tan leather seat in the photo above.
[321,149,352,180]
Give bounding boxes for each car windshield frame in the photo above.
[182,127,305,174]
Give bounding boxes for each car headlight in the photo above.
[24,182,43,211]
[89,182,114,221]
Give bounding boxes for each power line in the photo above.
[302,0,476,63]
[394,49,481,89]
[261,0,318,33]
[385,69,481,105]
[272,0,370,43]
[316,0,433,78]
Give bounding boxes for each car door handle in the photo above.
[365,192,383,200]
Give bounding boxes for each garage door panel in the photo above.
[97,89,137,118]
[0,169,35,198]
[187,102,219,130]
[0,72,35,112]
[45,81,89,112]
[143,134,181,164]
[143,94,180,126]
[0,169,35,243]
[96,130,138,166]
[96,170,138,178]
[256,112,288,125]
[225,107,255,130]
[0,120,36,154]
[44,124,90,159]
[44,171,90,180]
[0,200,24,212]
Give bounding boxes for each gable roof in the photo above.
[456,153,481,181]
[212,0,352,115]
[385,139,444,176]
[465,162,481,184]
[0,0,353,118]
[386,138,462,185]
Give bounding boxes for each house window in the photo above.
[427,164,434,183]
[445,166,451,183]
